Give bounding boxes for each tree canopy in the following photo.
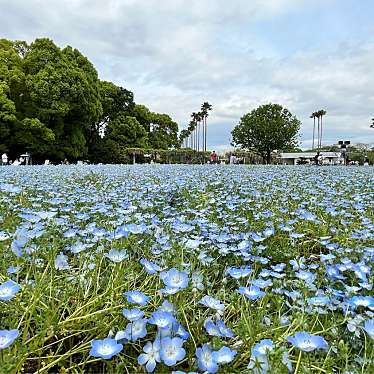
[0,37,179,163]
[232,103,301,164]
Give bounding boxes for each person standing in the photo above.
[1,153,8,166]
[210,150,217,164]
[314,151,320,166]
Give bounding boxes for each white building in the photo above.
[280,152,342,165]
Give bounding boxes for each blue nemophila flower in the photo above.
[54,252,70,270]
[271,263,286,272]
[282,351,293,372]
[138,340,161,372]
[216,319,235,338]
[158,300,176,313]
[252,278,272,289]
[160,337,186,366]
[237,286,265,301]
[226,266,252,279]
[212,346,237,364]
[125,290,150,306]
[295,270,316,283]
[263,227,274,237]
[247,338,274,373]
[122,308,145,321]
[326,265,345,280]
[247,354,270,373]
[127,223,147,234]
[7,265,20,274]
[89,338,123,359]
[307,296,330,307]
[204,319,222,337]
[204,318,234,338]
[196,344,219,373]
[0,329,19,350]
[173,322,190,340]
[104,249,128,263]
[363,319,374,340]
[140,258,161,274]
[191,271,204,291]
[252,339,274,356]
[184,238,201,249]
[149,311,176,329]
[348,296,374,309]
[124,318,148,341]
[199,295,225,311]
[115,329,130,344]
[160,268,189,290]
[286,332,328,352]
[0,280,21,301]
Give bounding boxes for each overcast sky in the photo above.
[1,0,373,150]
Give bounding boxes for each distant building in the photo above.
[280,152,342,165]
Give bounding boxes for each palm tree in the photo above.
[179,129,189,148]
[201,106,207,151]
[316,111,321,151]
[319,110,326,149]
[196,112,202,151]
[201,102,212,151]
[190,113,199,150]
[310,112,316,150]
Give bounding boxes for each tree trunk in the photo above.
[197,121,200,151]
[317,116,320,151]
[320,115,323,149]
[312,117,315,150]
[204,116,207,152]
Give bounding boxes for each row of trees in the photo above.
[179,102,212,151]
[0,38,179,163]
[310,110,326,150]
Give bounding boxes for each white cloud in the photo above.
[0,0,373,149]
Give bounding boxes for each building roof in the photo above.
[280,152,341,159]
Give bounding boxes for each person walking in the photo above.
[1,153,8,166]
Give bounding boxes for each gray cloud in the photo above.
[0,0,373,149]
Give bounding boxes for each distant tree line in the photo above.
[0,38,179,163]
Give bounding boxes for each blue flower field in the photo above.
[0,165,373,373]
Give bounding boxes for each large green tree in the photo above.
[0,37,180,163]
[148,113,179,149]
[232,103,300,164]
[0,38,103,161]
[105,115,148,149]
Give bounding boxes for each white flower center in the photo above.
[0,287,11,297]
[98,344,114,355]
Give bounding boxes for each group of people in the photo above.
[1,153,29,166]
[209,151,244,165]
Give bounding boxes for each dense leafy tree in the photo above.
[131,104,152,132]
[0,82,17,153]
[232,103,300,164]
[149,113,179,149]
[105,115,148,149]
[0,37,179,163]
[87,81,134,159]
